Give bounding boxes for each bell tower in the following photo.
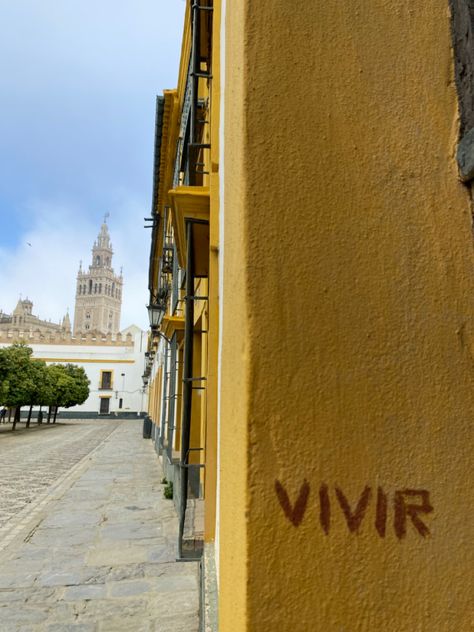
[73,217,123,336]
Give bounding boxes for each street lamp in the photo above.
[147,302,166,329]
[147,285,169,330]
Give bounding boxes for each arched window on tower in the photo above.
[94,284,97,294]
[99,283,102,294]
[78,285,81,295]
[96,255,101,266]
[89,280,92,294]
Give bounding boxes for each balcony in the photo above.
[168,186,210,275]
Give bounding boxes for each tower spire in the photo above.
[73,218,123,336]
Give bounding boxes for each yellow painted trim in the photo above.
[158,90,179,215]
[176,4,191,113]
[34,358,135,364]
[202,0,221,544]
[150,90,180,300]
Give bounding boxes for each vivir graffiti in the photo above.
[275,480,433,538]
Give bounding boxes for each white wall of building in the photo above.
[0,325,148,416]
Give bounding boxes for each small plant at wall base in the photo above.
[164,481,173,499]
[161,477,168,485]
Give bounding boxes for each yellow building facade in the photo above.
[146,2,474,629]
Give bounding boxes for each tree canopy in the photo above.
[0,344,90,424]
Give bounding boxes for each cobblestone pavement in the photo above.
[0,420,200,631]
[0,420,120,532]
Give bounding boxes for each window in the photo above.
[99,283,102,294]
[96,255,101,266]
[99,397,110,414]
[119,398,123,409]
[85,312,91,319]
[89,280,92,294]
[94,284,97,294]
[100,371,113,390]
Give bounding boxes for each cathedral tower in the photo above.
[73,218,123,336]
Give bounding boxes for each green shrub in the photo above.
[164,481,173,499]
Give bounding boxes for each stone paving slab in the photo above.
[0,420,199,631]
[0,420,120,533]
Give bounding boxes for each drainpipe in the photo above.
[178,221,195,560]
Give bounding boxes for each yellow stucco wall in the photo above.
[219,0,249,628]
[204,0,221,544]
[219,2,474,630]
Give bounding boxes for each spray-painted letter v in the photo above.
[275,479,310,527]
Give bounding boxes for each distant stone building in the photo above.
[73,219,123,336]
[0,298,70,337]
[0,220,146,417]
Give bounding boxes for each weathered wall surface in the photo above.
[220,1,474,630]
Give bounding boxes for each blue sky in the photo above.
[0,0,185,329]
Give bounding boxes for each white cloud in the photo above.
[0,196,150,330]
[0,0,185,333]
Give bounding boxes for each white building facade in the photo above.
[0,325,147,418]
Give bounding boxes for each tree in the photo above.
[0,343,36,430]
[0,344,90,429]
[25,360,53,428]
[46,364,90,421]
[0,347,10,405]
[62,364,90,408]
